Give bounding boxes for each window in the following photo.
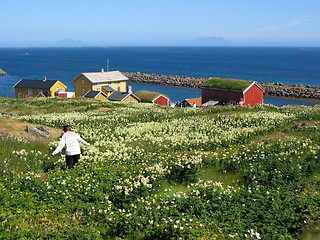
[96,84,100,91]
[82,88,85,95]
[82,79,85,84]
[18,93,23,98]
[230,101,236,105]
[28,89,33,97]
[38,89,43,93]
[56,86,60,91]
[117,82,121,91]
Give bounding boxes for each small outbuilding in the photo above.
[201,77,264,107]
[55,89,75,98]
[135,90,170,106]
[83,90,108,100]
[108,91,140,103]
[181,97,202,107]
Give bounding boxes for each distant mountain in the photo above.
[56,39,83,47]
[175,36,233,46]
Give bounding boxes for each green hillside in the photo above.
[0,97,319,239]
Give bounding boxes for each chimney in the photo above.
[101,68,104,72]
[128,85,132,94]
[43,76,47,81]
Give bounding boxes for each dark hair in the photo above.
[63,125,71,132]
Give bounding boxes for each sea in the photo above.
[0,47,320,106]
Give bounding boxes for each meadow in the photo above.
[0,97,319,239]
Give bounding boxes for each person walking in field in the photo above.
[52,125,90,169]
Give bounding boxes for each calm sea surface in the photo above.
[0,47,319,106]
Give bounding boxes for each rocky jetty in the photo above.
[124,72,320,100]
[125,72,207,88]
[0,69,7,76]
[260,83,320,99]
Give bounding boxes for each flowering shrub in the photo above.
[0,98,319,239]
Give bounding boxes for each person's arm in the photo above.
[77,135,90,146]
[52,137,66,156]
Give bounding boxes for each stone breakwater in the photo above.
[124,72,320,100]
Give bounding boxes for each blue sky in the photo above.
[1,0,319,47]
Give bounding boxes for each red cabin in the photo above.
[135,90,170,106]
[153,95,170,106]
[201,78,264,107]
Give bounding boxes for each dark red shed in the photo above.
[201,78,264,107]
[135,90,170,106]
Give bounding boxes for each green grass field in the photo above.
[0,97,320,239]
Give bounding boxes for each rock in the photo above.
[26,125,50,140]
[293,122,310,129]
[0,69,7,76]
[0,111,17,117]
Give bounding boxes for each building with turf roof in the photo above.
[135,90,170,106]
[201,77,264,107]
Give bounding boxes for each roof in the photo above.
[66,92,75,98]
[184,97,202,107]
[202,100,220,107]
[103,85,115,92]
[135,90,169,102]
[13,79,64,89]
[83,90,106,98]
[202,77,254,91]
[74,70,128,84]
[243,81,265,94]
[108,91,140,102]
[108,91,129,101]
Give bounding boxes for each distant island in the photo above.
[0,69,7,77]
[56,38,83,47]
[174,36,233,46]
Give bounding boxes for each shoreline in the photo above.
[124,72,320,100]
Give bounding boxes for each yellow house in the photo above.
[13,78,67,98]
[72,70,128,97]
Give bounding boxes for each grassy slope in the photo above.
[0,97,320,239]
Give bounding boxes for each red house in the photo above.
[201,78,264,107]
[135,90,170,106]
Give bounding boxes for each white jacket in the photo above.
[52,131,90,156]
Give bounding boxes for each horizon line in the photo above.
[0,45,319,48]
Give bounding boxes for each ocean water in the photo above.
[0,47,319,106]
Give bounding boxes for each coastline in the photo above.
[124,72,320,100]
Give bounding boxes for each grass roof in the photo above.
[135,90,161,101]
[202,77,253,91]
